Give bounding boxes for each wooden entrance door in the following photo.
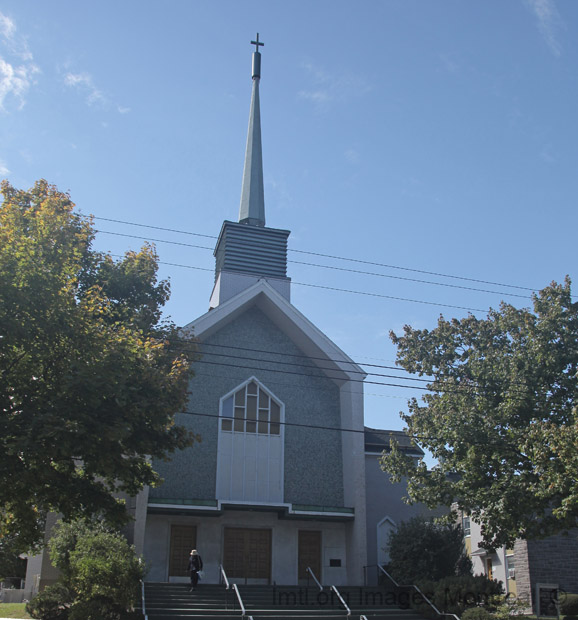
[298,530,322,582]
[169,525,197,577]
[223,527,271,582]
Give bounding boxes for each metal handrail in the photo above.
[232,583,247,617]
[376,564,460,620]
[306,566,323,591]
[331,585,351,616]
[219,564,230,589]
[140,579,148,620]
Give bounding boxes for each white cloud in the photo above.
[525,0,564,56]
[0,57,38,110]
[0,159,9,176]
[344,148,360,164]
[0,13,15,39]
[0,10,39,111]
[298,61,372,107]
[439,52,461,74]
[117,105,131,114]
[64,72,106,106]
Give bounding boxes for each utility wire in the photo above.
[169,336,556,397]
[92,215,537,293]
[190,339,430,378]
[170,342,549,402]
[96,227,531,300]
[119,255,488,313]
[175,408,535,451]
[193,347,433,384]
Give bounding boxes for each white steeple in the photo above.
[210,35,291,310]
[238,34,265,227]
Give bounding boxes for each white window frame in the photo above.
[215,377,285,503]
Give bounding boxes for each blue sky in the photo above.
[1,1,577,442]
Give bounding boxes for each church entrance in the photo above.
[298,530,322,584]
[223,527,272,583]
[169,525,197,579]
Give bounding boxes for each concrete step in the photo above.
[143,582,428,620]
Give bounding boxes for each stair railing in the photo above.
[140,579,148,620]
[331,585,351,616]
[232,583,249,618]
[219,564,230,589]
[376,564,460,620]
[306,566,323,591]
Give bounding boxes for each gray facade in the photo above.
[150,306,344,508]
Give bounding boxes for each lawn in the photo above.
[0,602,31,618]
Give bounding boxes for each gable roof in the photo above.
[182,278,366,386]
[364,426,425,457]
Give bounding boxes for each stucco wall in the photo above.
[150,306,344,507]
[364,453,446,581]
[143,510,348,586]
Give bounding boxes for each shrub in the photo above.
[388,516,472,584]
[26,583,72,620]
[561,594,578,616]
[462,607,494,620]
[415,574,504,617]
[66,529,143,617]
[27,519,144,620]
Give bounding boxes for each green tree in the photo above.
[382,279,578,548]
[387,516,471,583]
[0,180,197,552]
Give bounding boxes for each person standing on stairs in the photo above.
[188,549,203,591]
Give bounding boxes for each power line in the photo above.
[96,227,531,301]
[170,336,554,398]
[92,215,538,293]
[128,256,488,313]
[175,408,535,451]
[171,342,548,402]
[191,370,407,400]
[192,339,430,378]
[195,346,433,384]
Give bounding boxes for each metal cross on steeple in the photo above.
[239,33,266,226]
[251,33,264,53]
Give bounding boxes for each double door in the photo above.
[223,527,272,583]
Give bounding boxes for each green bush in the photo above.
[66,530,143,618]
[462,607,494,620]
[388,516,472,584]
[561,594,578,616]
[26,583,72,620]
[27,519,144,620]
[415,575,504,617]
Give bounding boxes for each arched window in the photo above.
[377,516,397,566]
[216,378,284,503]
[220,379,281,435]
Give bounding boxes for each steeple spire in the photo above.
[238,34,265,227]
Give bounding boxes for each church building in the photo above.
[20,38,426,599]
[136,36,368,586]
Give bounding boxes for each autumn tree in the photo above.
[382,279,578,548]
[0,180,197,551]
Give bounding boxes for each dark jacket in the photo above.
[188,554,203,572]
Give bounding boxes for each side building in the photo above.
[463,514,578,612]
